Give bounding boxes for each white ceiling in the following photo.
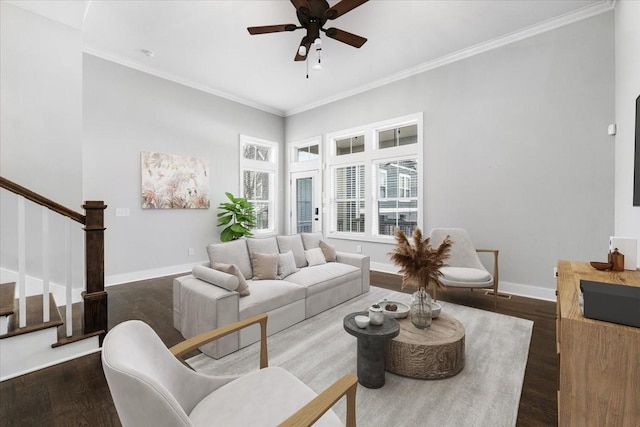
[13,0,613,116]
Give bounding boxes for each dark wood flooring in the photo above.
[0,272,557,427]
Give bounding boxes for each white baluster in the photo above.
[18,197,26,328]
[65,220,72,338]
[42,207,50,322]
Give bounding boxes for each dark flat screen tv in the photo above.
[635,95,640,206]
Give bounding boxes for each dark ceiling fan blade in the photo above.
[294,37,312,61]
[324,27,367,48]
[324,0,368,20]
[247,24,298,35]
[290,0,309,11]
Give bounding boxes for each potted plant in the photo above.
[216,192,257,242]
[389,227,451,329]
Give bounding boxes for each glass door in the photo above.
[291,171,321,234]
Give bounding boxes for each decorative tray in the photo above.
[378,300,410,319]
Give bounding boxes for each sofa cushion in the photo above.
[277,235,307,268]
[277,251,298,279]
[440,266,492,283]
[193,265,238,292]
[285,263,361,297]
[247,237,279,257]
[319,240,337,262]
[207,240,252,280]
[212,263,250,296]
[189,366,341,427]
[239,280,305,319]
[251,252,279,280]
[305,248,327,266]
[301,232,323,250]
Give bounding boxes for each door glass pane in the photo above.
[296,177,313,233]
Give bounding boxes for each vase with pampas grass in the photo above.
[389,227,451,329]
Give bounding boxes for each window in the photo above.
[379,170,388,199]
[295,145,319,162]
[332,164,365,233]
[378,124,418,149]
[326,113,423,241]
[376,160,418,237]
[240,136,278,234]
[335,135,365,156]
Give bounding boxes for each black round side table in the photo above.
[343,312,399,389]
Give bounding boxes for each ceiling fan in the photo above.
[247,0,369,61]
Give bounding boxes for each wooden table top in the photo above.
[392,312,465,346]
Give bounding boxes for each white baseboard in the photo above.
[370,263,556,302]
[105,260,206,287]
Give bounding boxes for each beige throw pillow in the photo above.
[319,240,337,262]
[252,252,279,280]
[212,263,250,296]
[305,247,327,266]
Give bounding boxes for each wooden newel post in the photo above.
[82,200,107,341]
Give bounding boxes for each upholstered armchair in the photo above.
[102,313,357,427]
[429,228,500,306]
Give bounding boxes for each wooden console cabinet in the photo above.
[556,260,640,427]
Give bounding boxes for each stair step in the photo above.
[0,293,63,339]
[53,302,103,347]
[0,282,16,317]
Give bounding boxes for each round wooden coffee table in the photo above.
[385,311,465,379]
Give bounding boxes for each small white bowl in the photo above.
[431,302,442,319]
[354,315,370,328]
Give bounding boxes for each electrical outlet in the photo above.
[188,248,194,256]
[356,245,362,253]
[553,267,558,278]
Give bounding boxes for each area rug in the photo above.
[187,287,533,427]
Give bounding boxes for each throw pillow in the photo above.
[193,265,239,292]
[319,240,337,262]
[277,250,299,279]
[251,252,279,280]
[276,235,308,268]
[211,263,250,296]
[305,247,327,266]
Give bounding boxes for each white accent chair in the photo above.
[102,314,357,427]
[429,228,500,306]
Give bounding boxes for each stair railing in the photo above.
[0,177,107,339]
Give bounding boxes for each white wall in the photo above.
[1,3,85,286]
[82,55,284,283]
[614,0,640,266]
[285,12,615,296]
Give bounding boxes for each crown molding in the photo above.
[83,46,285,117]
[284,0,615,117]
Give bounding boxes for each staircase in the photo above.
[0,177,107,381]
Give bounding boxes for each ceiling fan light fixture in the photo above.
[314,37,322,47]
[312,61,322,71]
[298,45,307,56]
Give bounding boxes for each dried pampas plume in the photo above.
[389,227,452,292]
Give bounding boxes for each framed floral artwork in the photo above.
[141,151,210,209]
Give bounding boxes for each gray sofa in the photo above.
[173,232,370,358]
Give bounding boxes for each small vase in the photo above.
[369,305,384,325]
[410,289,432,329]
